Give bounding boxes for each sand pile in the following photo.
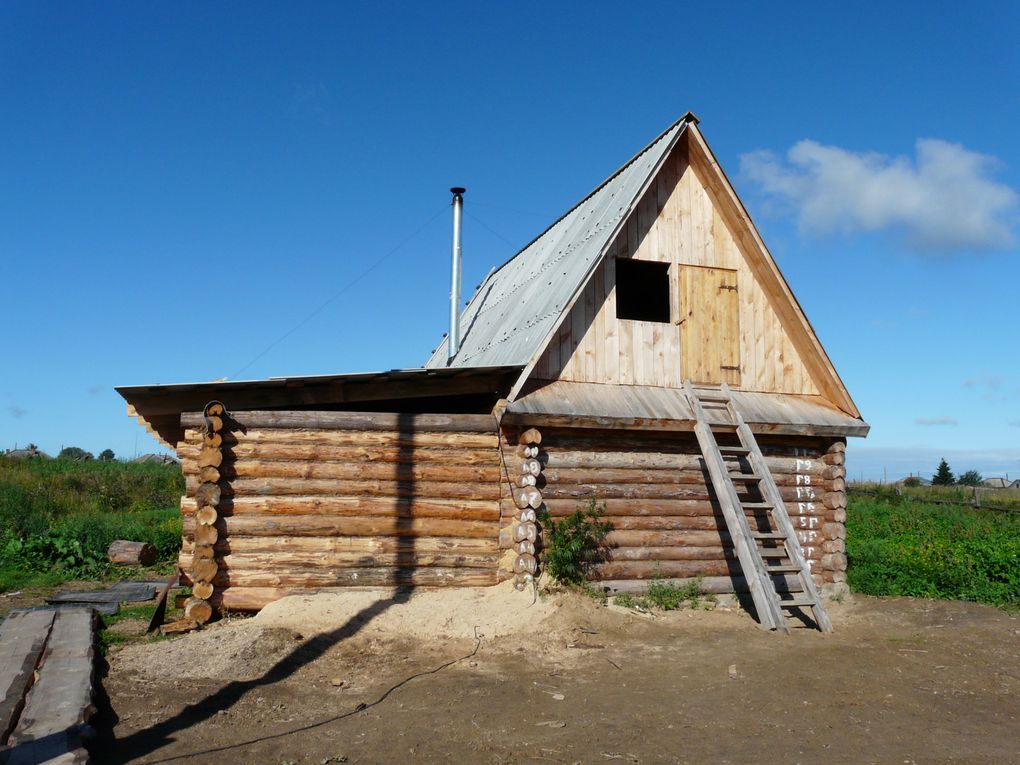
[254,579,558,640]
[113,581,561,681]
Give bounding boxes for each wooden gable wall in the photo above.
[532,134,821,397]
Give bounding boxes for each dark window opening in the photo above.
[615,258,671,323]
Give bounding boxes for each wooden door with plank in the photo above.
[679,265,741,386]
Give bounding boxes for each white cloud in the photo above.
[915,416,958,426]
[740,138,1018,253]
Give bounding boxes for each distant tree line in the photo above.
[931,458,982,486]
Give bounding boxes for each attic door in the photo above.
[679,265,741,386]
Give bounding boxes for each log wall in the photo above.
[498,426,847,592]
[176,410,502,611]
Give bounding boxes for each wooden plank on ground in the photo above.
[2,608,97,765]
[0,611,56,745]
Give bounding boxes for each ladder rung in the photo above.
[765,564,802,573]
[719,446,750,454]
[779,598,818,609]
[697,393,730,403]
[751,532,787,540]
[741,502,772,509]
[759,549,789,558]
[729,473,762,481]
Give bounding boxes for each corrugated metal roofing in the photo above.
[505,381,870,437]
[426,116,690,370]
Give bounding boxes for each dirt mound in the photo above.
[113,581,566,681]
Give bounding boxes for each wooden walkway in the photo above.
[0,608,97,765]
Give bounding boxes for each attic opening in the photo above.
[615,258,671,323]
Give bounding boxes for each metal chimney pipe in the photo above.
[448,186,465,361]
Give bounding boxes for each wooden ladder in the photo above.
[682,380,833,633]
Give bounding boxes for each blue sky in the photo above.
[1,2,1018,480]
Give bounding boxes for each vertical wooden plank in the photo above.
[631,320,645,384]
[619,312,633,384]
[558,314,573,381]
[593,263,606,383]
[571,287,586,381]
[583,279,596,381]
[605,253,620,384]
[677,159,693,265]
[763,293,777,392]
[721,269,741,386]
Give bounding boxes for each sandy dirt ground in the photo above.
[94,585,1020,764]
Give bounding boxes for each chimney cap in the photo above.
[450,186,466,195]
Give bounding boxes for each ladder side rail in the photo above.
[683,381,784,631]
[726,398,833,633]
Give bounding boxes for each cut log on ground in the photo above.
[107,540,157,567]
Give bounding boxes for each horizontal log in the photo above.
[604,546,730,562]
[211,582,492,612]
[820,553,847,571]
[107,540,157,566]
[589,560,734,580]
[184,427,499,450]
[537,450,844,477]
[179,534,498,557]
[187,476,500,501]
[597,574,807,595]
[539,499,841,527]
[182,495,498,521]
[183,514,496,539]
[821,522,845,540]
[182,458,500,484]
[212,566,497,588]
[534,482,838,503]
[181,550,497,571]
[181,411,497,433]
[179,440,498,465]
[537,466,842,486]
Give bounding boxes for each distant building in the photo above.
[981,477,1010,489]
[131,453,180,466]
[2,445,51,460]
[895,476,931,486]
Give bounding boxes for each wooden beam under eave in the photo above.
[685,125,861,419]
[499,411,869,438]
[123,372,515,417]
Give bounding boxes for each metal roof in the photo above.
[426,116,691,370]
[505,381,870,437]
[115,365,520,397]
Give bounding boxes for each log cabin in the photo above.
[118,113,868,631]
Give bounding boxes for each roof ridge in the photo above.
[427,115,691,368]
[478,115,689,286]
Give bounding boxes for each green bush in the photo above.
[847,495,1020,607]
[537,499,611,585]
[0,456,184,588]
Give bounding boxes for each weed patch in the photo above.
[0,456,183,590]
[847,495,1020,607]
[614,575,713,611]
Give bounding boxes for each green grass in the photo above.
[847,494,1020,607]
[852,481,1020,513]
[0,456,184,592]
[614,575,714,611]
